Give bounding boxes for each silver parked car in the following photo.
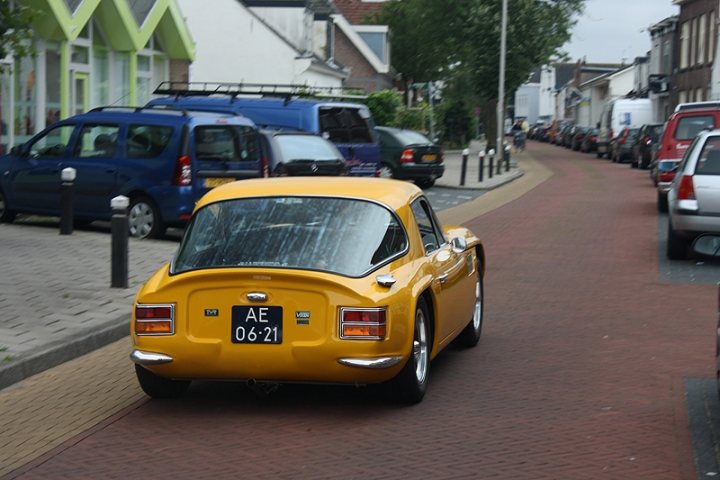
[667,130,720,259]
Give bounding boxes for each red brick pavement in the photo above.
[7,142,716,479]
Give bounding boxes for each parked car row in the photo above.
[532,100,720,262]
[0,83,444,239]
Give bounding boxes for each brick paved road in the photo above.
[4,142,717,479]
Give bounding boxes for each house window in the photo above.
[14,54,38,142]
[71,45,90,65]
[355,26,389,64]
[679,90,687,104]
[710,11,716,63]
[691,17,698,66]
[697,14,706,65]
[63,0,83,14]
[45,42,61,128]
[114,52,130,104]
[130,0,155,27]
[697,88,705,102]
[662,39,671,73]
[681,21,690,69]
[92,22,110,107]
[136,36,169,105]
[136,54,152,105]
[0,69,11,155]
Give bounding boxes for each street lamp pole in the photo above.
[496,0,508,151]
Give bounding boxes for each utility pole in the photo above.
[496,0,508,151]
[427,82,436,141]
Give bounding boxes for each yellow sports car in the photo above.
[130,177,485,403]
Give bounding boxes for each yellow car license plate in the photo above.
[204,177,235,188]
[421,154,437,162]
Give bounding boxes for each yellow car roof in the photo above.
[196,177,424,212]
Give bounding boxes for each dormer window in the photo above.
[355,25,389,64]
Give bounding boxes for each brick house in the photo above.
[672,0,717,106]
[331,0,394,91]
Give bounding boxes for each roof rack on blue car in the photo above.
[153,81,368,101]
[88,106,189,116]
[144,103,241,117]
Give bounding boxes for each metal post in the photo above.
[505,145,511,172]
[496,0,508,153]
[111,195,130,289]
[478,150,485,182]
[488,149,495,179]
[459,148,469,186]
[59,167,76,235]
[427,82,436,141]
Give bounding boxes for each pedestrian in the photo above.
[513,118,526,151]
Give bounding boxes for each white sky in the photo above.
[563,0,680,64]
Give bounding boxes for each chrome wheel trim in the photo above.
[413,307,429,384]
[378,165,393,178]
[128,201,154,238]
[473,276,483,331]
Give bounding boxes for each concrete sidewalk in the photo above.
[0,224,177,391]
[0,144,527,392]
[438,138,524,190]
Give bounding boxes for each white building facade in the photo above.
[177,0,346,88]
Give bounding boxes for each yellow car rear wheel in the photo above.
[387,297,430,404]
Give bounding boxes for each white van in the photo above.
[597,98,654,158]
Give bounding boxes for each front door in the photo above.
[10,124,77,212]
[411,198,476,347]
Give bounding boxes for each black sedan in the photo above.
[631,123,664,169]
[376,126,445,188]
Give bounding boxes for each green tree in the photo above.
[380,0,585,148]
[365,89,403,126]
[0,2,35,71]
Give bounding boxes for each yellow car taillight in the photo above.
[134,304,175,335]
[340,308,386,340]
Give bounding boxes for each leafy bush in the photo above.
[365,90,402,126]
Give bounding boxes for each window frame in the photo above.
[410,197,446,255]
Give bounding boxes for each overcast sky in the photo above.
[563,0,680,64]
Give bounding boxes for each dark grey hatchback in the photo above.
[258,130,347,176]
[375,126,444,188]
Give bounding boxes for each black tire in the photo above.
[378,163,395,179]
[657,191,668,213]
[596,150,603,158]
[666,219,688,260]
[135,364,190,399]
[128,196,165,239]
[416,178,435,189]
[0,189,16,223]
[388,297,430,403]
[455,266,483,348]
[631,155,639,168]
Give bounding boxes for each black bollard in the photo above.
[488,150,494,179]
[497,150,503,175]
[478,151,485,182]
[504,146,511,172]
[59,168,76,235]
[459,148,469,186]
[111,195,130,289]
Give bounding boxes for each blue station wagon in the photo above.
[0,107,264,238]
